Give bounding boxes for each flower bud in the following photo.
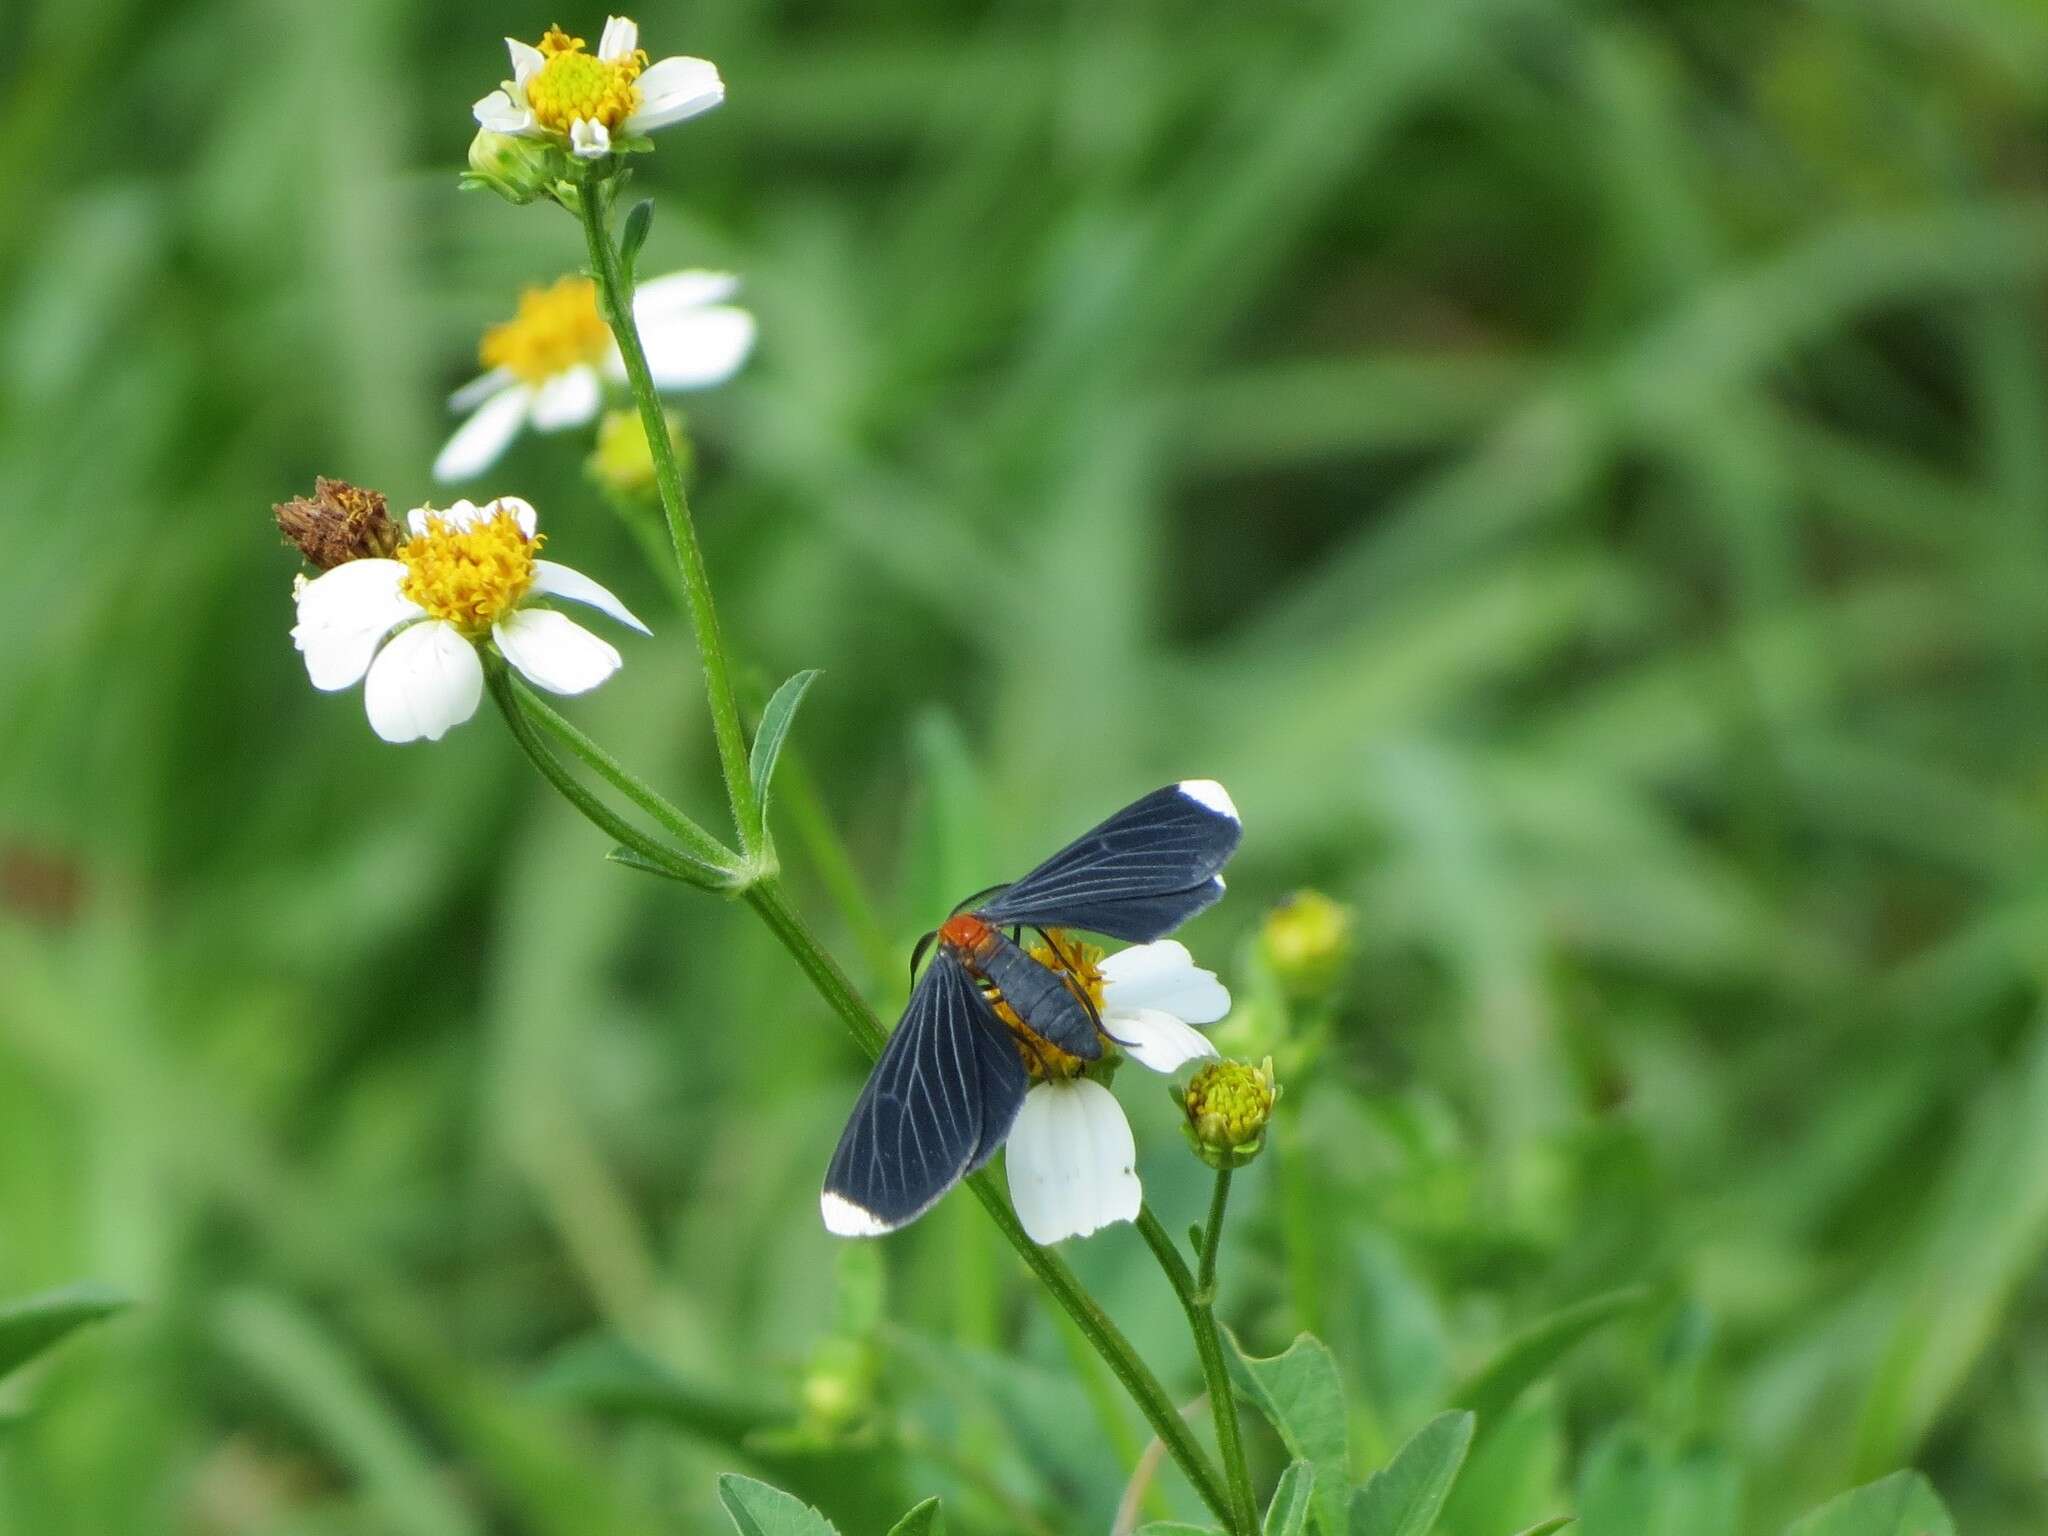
[1260,890,1353,1002]
[461,129,570,207]
[587,407,691,499]
[274,478,400,569]
[1180,1057,1277,1170]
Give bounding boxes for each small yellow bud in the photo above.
[588,408,691,498]
[1260,890,1353,1001]
[273,478,401,569]
[1181,1057,1277,1170]
[461,128,571,207]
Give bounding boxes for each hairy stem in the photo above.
[575,174,760,854]
[1137,1202,1258,1536]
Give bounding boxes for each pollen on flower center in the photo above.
[523,25,645,134]
[398,508,540,631]
[478,276,612,384]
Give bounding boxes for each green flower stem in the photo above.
[574,172,761,856]
[1136,1203,1257,1536]
[486,659,713,885]
[506,675,736,872]
[743,878,1235,1527]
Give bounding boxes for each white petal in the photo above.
[638,306,756,390]
[506,38,545,84]
[449,367,515,412]
[1107,1007,1220,1074]
[432,385,531,482]
[362,621,483,743]
[477,495,538,539]
[597,15,638,61]
[531,560,650,634]
[473,89,534,135]
[632,269,741,319]
[494,608,622,695]
[569,117,613,159]
[530,365,602,430]
[290,560,421,691]
[1005,1080,1141,1245]
[1098,940,1232,1024]
[623,55,723,132]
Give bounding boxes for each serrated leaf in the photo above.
[1226,1330,1350,1536]
[718,1474,843,1536]
[1783,1471,1953,1536]
[886,1498,941,1536]
[1445,1289,1649,1442]
[747,670,821,849]
[1265,1461,1316,1536]
[0,1283,128,1384]
[618,199,653,288]
[1351,1410,1474,1536]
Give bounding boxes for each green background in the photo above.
[4,0,2048,1530]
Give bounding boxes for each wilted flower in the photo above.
[1002,937,1230,1245]
[274,478,402,570]
[435,272,753,482]
[290,495,647,743]
[473,18,723,162]
[1180,1057,1276,1170]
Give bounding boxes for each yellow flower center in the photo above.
[992,932,1107,1081]
[523,24,645,135]
[398,508,540,632]
[478,276,612,385]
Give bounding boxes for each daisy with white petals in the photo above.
[291,496,648,744]
[474,18,724,161]
[1004,938,1231,1246]
[434,272,755,483]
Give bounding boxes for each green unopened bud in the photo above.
[1180,1057,1277,1170]
[461,129,571,207]
[587,407,691,498]
[1260,890,1353,1002]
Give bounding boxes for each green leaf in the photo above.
[1783,1471,1953,1536]
[886,1499,942,1536]
[718,1474,843,1536]
[1265,1462,1317,1536]
[603,843,745,891]
[1226,1330,1350,1536]
[1134,1526,1226,1535]
[0,1283,128,1384]
[532,1336,782,1444]
[1351,1410,1474,1536]
[747,670,822,848]
[1508,1522,1575,1536]
[618,199,654,287]
[1444,1288,1649,1441]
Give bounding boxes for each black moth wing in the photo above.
[978,781,1242,942]
[821,949,1029,1235]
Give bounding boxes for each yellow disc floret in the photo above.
[478,277,612,385]
[398,508,540,632]
[523,24,646,135]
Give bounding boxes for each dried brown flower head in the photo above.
[274,478,401,569]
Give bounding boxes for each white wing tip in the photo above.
[820,1191,893,1237]
[1178,779,1238,822]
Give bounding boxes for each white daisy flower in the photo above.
[472,18,724,162]
[1005,939,1231,1246]
[290,495,648,744]
[434,271,755,483]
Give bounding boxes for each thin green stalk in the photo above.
[485,661,707,885]
[574,174,760,854]
[743,878,1235,1526]
[1137,1204,1258,1536]
[506,676,735,872]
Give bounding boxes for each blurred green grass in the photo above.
[5,0,2048,1530]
